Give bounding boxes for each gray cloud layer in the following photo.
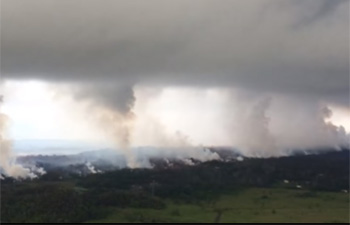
[1,0,349,104]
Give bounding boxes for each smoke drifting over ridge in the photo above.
[0,0,349,175]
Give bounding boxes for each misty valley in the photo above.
[1,148,349,223]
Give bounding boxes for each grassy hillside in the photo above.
[88,188,349,223]
[2,150,349,223]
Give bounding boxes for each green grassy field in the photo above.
[88,188,349,223]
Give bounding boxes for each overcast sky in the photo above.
[2,0,349,102]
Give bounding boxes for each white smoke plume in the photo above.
[96,108,137,167]
[49,85,349,162]
[42,83,222,168]
[268,96,350,153]
[66,83,138,167]
[230,97,278,157]
[0,96,45,179]
[131,146,220,168]
[85,161,100,174]
[225,93,349,157]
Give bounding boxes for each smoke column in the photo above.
[98,108,137,167]
[0,96,39,179]
[71,84,138,167]
[232,97,277,157]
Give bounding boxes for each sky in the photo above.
[0,0,349,157]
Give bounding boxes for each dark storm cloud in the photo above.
[1,0,349,104]
[72,84,136,114]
